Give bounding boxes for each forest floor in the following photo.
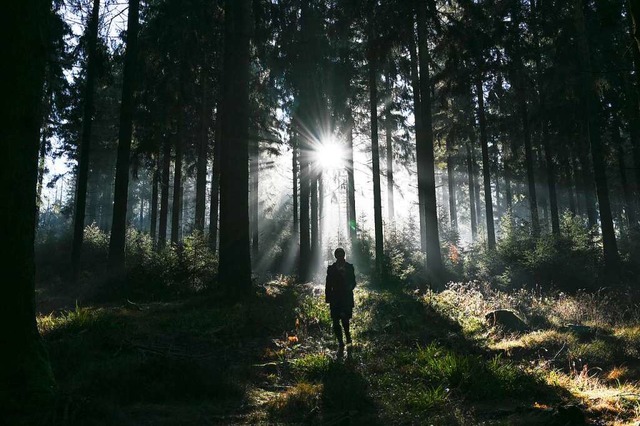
[33,276,640,425]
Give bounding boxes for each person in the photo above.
[325,247,356,351]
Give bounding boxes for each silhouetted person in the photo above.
[325,248,356,351]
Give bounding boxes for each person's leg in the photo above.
[341,317,351,344]
[332,317,344,346]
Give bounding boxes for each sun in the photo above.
[313,139,345,171]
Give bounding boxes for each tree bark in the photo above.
[108,0,139,279]
[542,124,560,234]
[504,135,513,213]
[472,144,483,231]
[516,72,540,237]
[467,143,478,240]
[296,4,313,281]
[218,0,252,295]
[476,78,496,249]
[318,171,324,252]
[613,114,636,226]
[1,0,55,409]
[311,170,319,259]
[368,30,384,275]
[577,125,598,227]
[345,113,357,245]
[447,131,457,232]
[171,121,183,245]
[72,0,101,278]
[385,69,395,224]
[150,154,159,241]
[292,135,299,238]
[209,105,221,252]
[574,0,618,268]
[416,0,444,277]
[158,137,171,249]
[195,67,209,232]
[408,26,427,253]
[250,133,259,259]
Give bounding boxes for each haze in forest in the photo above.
[4,0,640,424]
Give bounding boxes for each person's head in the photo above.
[334,247,346,261]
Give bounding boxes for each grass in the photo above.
[434,281,640,425]
[28,272,640,425]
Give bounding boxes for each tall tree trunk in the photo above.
[476,78,496,249]
[72,0,101,278]
[472,145,483,232]
[195,68,209,232]
[447,131,457,232]
[108,0,139,278]
[318,171,324,253]
[218,0,252,295]
[494,154,501,220]
[504,134,513,213]
[368,34,384,275]
[417,1,444,277]
[613,114,636,226]
[158,137,171,248]
[150,154,159,241]
[577,126,598,226]
[171,123,183,245]
[385,69,395,224]
[574,0,618,268]
[250,135,259,259]
[311,171,319,259]
[296,5,313,281]
[533,0,559,235]
[345,113,357,245]
[1,0,55,408]
[298,142,311,280]
[515,72,540,237]
[209,105,221,251]
[408,26,427,253]
[292,135,299,238]
[542,125,560,234]
[466,143,478,240]
[568,148,579,215]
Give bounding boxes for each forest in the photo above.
[4,0,640,424]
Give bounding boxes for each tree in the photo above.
[367,1,384,275]
[385,67,395,224]
[194,65,209,232]
[416,0,444,278]
[574,0,618,268]
[71,0,101,279]
[1,0,55,412]
[108,0,140,280]
[218,0,252,295]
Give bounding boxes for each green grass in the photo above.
[32,272,640,425]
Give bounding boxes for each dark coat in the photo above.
[325,261,356,312]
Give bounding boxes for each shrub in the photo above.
[463,212,602,291]
[36,225,218,300]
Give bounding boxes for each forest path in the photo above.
[37,277,591,425]
[240,279,585,425]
